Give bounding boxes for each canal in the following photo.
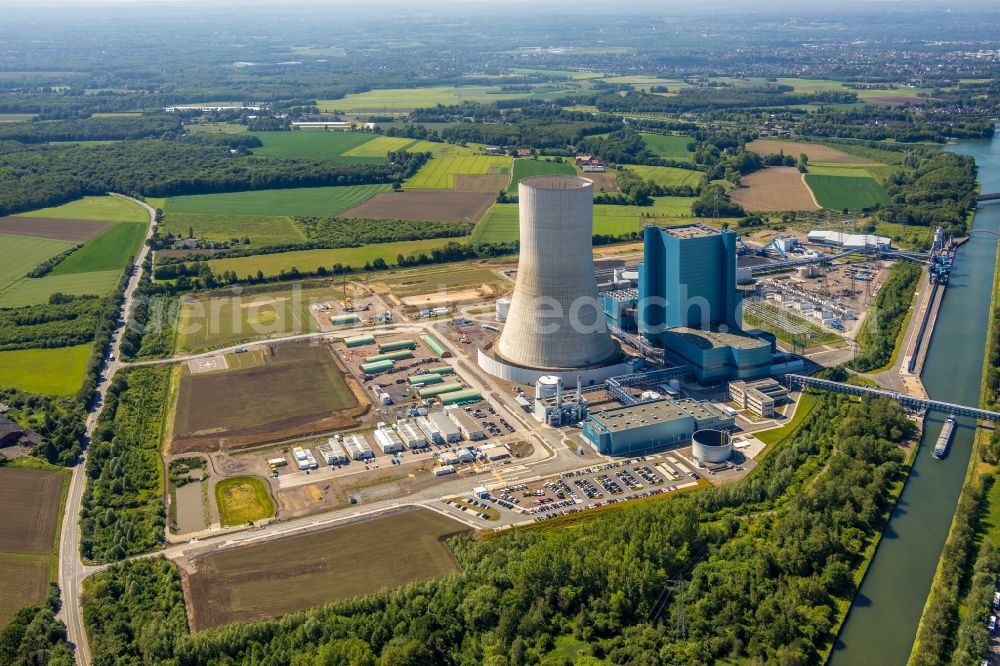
[829,136,1000,664]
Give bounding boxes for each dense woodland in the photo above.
[0,115,181,143]
[79,394,912,665]
[0,295,104,351]
[880,150,980,236]
[0,584,73,665]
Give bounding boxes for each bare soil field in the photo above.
[0,467,64,555]
[729,167,821,212]
[582,171,621,193]
[0,217,113,242]
[171,342,369,454]
[181,507,469,630]
[340,190,496,223]
[453,174,510,192]
[0,557,49,626]
[746,140,874,164]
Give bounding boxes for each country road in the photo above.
[56,193,157,666]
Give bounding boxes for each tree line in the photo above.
[0,114,181,143]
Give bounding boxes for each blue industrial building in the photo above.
[582,398,735,456]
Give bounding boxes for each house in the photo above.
[516,148,532,157]
[0,417,42,446]
[483,146,506,156]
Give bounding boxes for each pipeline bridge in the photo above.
[608,323,665,364]
[605,366,696,406]
[785,374,1000,421]
[977,192,1000,203]
[748,246,936,275]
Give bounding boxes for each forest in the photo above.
[0,115,181,143]
[0,584,73,666]
[880,150,979,237]
[593,87,858,113]
[79,394,911,665]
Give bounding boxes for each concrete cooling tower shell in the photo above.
[495,176,618,370]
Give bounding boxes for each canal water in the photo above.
[829,135,1000,665]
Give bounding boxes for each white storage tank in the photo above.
[535,375,562,400]
[691,429,733,465]
[495,297,512,322]
[669,378,681,392]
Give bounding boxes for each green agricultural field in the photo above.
[805,174,892,210]
[15,196,148,223]
[0,234,74,293]
[507,158,577,192]
[205,239,453,280]
[0,113,36,123]
[0,270,120,308]
[160,213,306,247]
[187,123,249,135]
[249,131,384,164]
[404,140,477,157]
[405,156,512,189]
[640,133,695,161]
[165,184,391,217]
[49,223,146,275]
[473,198,696,243]
[342,135,417,157]
[628,165,702,188]
[177,284,347,353]
[319,85,532,111]
[0,344,91,395]
[805,162,899,182]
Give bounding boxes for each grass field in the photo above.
[805,174,892,210]
[319,85,533,111]
[472,198,696,244]
[185,507,467,630]
[876,222,934,250]
[160,213,306,247]
[405,155,512,189]
[49,223,146,275]
[640,133,695,161]
[177,284,344,353]
[205,238,454,280]
[165,184,392,217]
[802,163,898,181]
[405,140,477,157]
[377,263,504,297]
[172,343,359,452]
[14,195,148,223]
[0,234,74,293]
[0,270,120,308]
[342,135,417,157]
[215,476,275,527]
[249,131,382,162]
[628,165,702,189]
[0,344,91,395]
[507,158,577,192]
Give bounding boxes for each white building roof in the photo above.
[806,230,891,249]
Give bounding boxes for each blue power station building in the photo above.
[632,223,772,382]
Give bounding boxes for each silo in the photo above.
[496,176,618,370]
[691,429,733,465]
[495,297,512,322]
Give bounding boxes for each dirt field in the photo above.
[340,190,496,223]
[729,167,821,212]
[746,140,874,164]
[453,174,510,192]
[182,507,468,630]
[171,342,368,453]
[0,217,113,242]
[0,557,49,626]
[0,468,64,555]
[582,171,621,193]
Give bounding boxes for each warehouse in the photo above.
[806,230,891,250]
[343,433,374,460]
[427,365,454,375]
[330,313,360,326]
[418,382,464,399]
[365,350,414,363]
[408,373,443,386]
[422,334,449,357]
[446,407,486,441]
[478,443,511,461]
[416,416,442,444]
[318,438,350,465]
[374,427,404,454]
[361,359,394,374]
[344,334,375,348]
[440,389,482,405]
[582,398,734,457]
[292,446,319,470]
[429,410,463,443]
[396,421,428,449]
[379,340,416,353]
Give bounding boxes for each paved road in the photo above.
[57,194,157,666]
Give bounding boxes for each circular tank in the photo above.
[669,378,681,391]
[496,297,511,322]
[691,429,732,465]
[535,375,562,399]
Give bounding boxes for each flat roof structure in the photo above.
[664,327,770,351]
[660,223,722,240]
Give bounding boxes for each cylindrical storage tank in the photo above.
[691,429,733,465]
[496,176,617,370]
[535,375,561,400]
[495,297,512,322]
[669,378,681,392]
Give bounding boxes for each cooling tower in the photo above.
[495,176,618,370]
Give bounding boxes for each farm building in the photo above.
[429,411,463,443]
[318,439,350,465]
[422,334,449,357]
[582,398,734,457]
[0,417,42,446]
[344,334,376,348]
[374,427,404,454]
[446,407,486,441]
[343,433,374,460]
[396,421,428,449]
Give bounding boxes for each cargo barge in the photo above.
[933,416,956,459]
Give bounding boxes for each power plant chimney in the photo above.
[576,374,582,403]
[496,176,617,370]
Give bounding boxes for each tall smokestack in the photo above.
[576,374,582,403]
[496,176,617,370]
